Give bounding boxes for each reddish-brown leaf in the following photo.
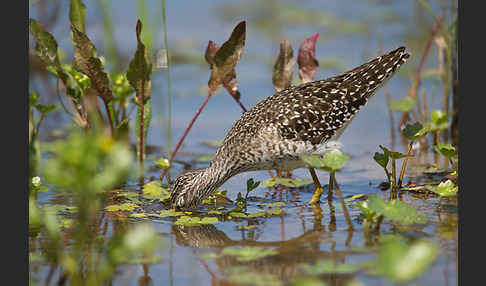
[272,40,295,92]
[127,20,153,105]
[208,21,246,91]
[298,33,320,83]
[71,24,113,103]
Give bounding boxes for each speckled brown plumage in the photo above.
[170,47,410,208]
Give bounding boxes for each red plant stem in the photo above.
[400,15,444,127]
[161,88,214,180]
[223,83,247,112]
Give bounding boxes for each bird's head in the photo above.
[169,168,216,209]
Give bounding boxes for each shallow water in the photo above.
[29,0,457,285]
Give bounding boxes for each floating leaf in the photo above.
[428,180,458,197]
[272,40,295,92]
[71,25,112,103]
[247,211,267,218]
[142,181,169,197]
[300,260,360,275]
[208,21,246,90]
[130,213,147,218]
[403,122,424,140]
[367,195,427,225]
[221,246,278,262]
[257,202,285,207]
[389,96,416,112]
[174,216,218,226]
[261,177,313,188]
[229,211,247,218]
[298,33,320,83]
[435,141,457,159]
[105,202,139,212]
[265,208,285,216]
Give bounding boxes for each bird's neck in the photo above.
[196,161,234,199]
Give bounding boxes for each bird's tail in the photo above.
[339,46,410,99]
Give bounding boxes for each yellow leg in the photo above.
[308,168,323,204]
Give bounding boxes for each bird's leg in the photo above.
[308,168,323,204]
[276,169,283,177]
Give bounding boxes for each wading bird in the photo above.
[170,47,410,209]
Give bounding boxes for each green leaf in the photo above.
[389,96,416,112]
[154,157,170,169]
[367,195,427,225]
[373,152,389,169]
[428,110,450,131]
[428,180,458,197]
[375,236,439,283]
[208,21,246,90]
[135,100,152,161]
[247,211,267,218]
[257,202,285,207]
[272,40,295,92]
[246,178,260,193]
[105,202,139,212]
[403,122,424,140]
[142,181,169,198]
[70,24,112,102]
[29,19,61,67]
[265,208,285,216]
[435,141,457,159]
[260,178,313,188]
[229,211,248,218]
[35,104,56,115]
[301,154,326,169]
[127,20,153,105]
[322,149,350,171]
[69,0,87,33]
[29,92,40,106]
[379,145,407,160]
[221,246,278,262]
[174,215,218,226]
